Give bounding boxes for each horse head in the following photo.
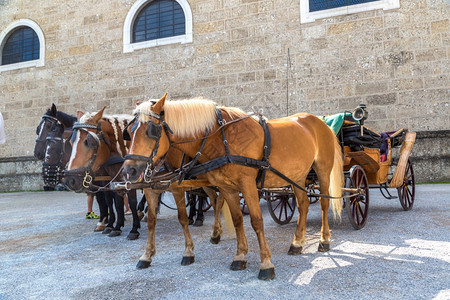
[122,93,171,183]
[63,106,111,192]
[34,104,63,160]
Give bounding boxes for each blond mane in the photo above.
[135,98,248,138]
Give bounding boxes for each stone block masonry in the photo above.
[0,0,448,190]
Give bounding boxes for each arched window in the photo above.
[0,19,45,72]
[124,0,193,53]
[300,0,400,23]
[2,27,40,65]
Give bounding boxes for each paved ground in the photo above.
[0,184,449,300]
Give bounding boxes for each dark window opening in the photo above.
[132,0,185,43]
[309,0,378,12]
[2,26,40,65]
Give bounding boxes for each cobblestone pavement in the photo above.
[0,184,449,299]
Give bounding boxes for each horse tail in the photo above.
[221,200,235,238]
[329,134,344,220]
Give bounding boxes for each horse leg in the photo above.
[109,192,124,237]
[136,189,160,269]
[290,179,309,255]
[126,189,140,240]
[137,193,146,220]
[220,189,248,272]
[203,187,223,244]
[317,179,331,252]
[240,181,275,280]
[187,192,196,225]
[194,195,204,227]
[102,191,115,234]
[94,191,108,232]
[172,188,195,266]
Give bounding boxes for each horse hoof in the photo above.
[318,242,330,252]
[136,260,151,269]
[137,211,144,221]
[193,219,203,227]
[127,232,140,240]
[258,268,275,281]
[230,260,247,271]
[181,256,195,266]
[94,226,105,232]
[102,227,113,234]
[210,235,221,244]
[108,230,122,237]
[288,245,303,255]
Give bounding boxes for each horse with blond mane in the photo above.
[122,93,344,280]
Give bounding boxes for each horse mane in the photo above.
[45,108,77,128]
[135,98,247,138]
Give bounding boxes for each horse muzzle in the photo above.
[122,161,147,183]
[63,169,93,193]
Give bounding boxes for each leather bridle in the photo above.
[63,121,112,189]
[123,110,172,183]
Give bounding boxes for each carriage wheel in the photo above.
[345,165,369,230]
[397,159,415,211]
[265,190,296,225]
[307,185,320,204]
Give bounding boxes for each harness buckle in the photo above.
[144,161,153,183]
[82,171,93,188]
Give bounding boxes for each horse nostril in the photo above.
[123,167,137,180]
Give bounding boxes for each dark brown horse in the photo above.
[34,105,109,230]
[122,94,343,280]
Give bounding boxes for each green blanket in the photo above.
[323,112,355,135]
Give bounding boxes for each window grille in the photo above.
[309,0,378,12]
[133,0,185,43]
[2,26,40,65]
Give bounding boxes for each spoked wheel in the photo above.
[345,165,369,230]
[307,185,320,204]
[265,188,296,225]
[397,159,415,211]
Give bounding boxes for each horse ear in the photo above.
[152,92,167,114]
[92,106,106,124]
[77,111,84,120]
[51,104,57,116]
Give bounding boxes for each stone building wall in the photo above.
[0,0,448,190]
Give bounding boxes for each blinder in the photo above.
[146,120,162,140]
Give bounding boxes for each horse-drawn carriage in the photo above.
[35,98,416,281]
[258,104,416,229]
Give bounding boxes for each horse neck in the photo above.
[56,111,77,129]
[169,124,223,163]
[100,118,127,158]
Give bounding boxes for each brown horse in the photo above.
[64,107,225,265]
[122,94,344,280]
[63,108,142,239]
